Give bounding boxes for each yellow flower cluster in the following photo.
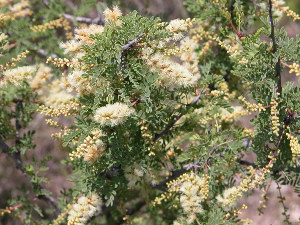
[216,37,242,58]
[0,14,8,27]
[69,129,105,162]
[287,63,300,76]
[218,153,277,209]
[198,40,214,59]
[191,23,217,42]
[242,128,254,138]
[0,50,29,70]
[270,95,280,136]
[284,8,300,21]
[31,16,72,39]
[45,118,58,128]
[154,172,209,224]
[67,193,102,225]
[238,96,266,112]
[177,173,208,224]
[140,121,153,147]
[46,56,93,71]
[9,0,32,18]
[59,24,104,64]
[154,173,190,206]
[46,57,72,67]
[38,102,79,117]
[1,0,33,22]
[220,108,249,123]
[37,78,75,108]
[286,128,300,162]
[51,126,70,140]
[103,6,122,26]
[273,0,300,21]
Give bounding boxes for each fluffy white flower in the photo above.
[166,19,189,32]
[1,65,36,86]
[75,24,104,45]
[60,40,83,55]
[67,193,102,225]
[216,186,238,208]
[94,102,135,126]
[103,6,122,26]
[67,70,91,94]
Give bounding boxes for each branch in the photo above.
[153,90,206,142]
[268,0,277,53]
[122,33,145,51]
[117,33,145,75]
[62,13,105,26]
[36,49,58,58]
[42,0,105,25]
[268,0,282,94]
[42,0,50,7]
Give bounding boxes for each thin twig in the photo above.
[117,33,145,75]
[36,49,58,58]
[276,182,292,224]
[268,0,277,53]
[268,0,282,94]
[62,13,105,26]
[153,90,206,142]
[42,0,50,7]
[122,33,145,51]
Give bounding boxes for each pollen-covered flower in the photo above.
[166,19,193,33]
[67,70,92,94]
[67,193,102,225]
[94,102,135,126]
[29,63,52,89]
[83,143,105,164]
[75,24,104,45]
[103,6,122,26]
[60,40,83,55]
[38,79,74,108]
[143,50,199,88]
[124,163,144,188]
[179,173,205,224]
[216,186,238,208]
[1,65,36,86]
[0,32,7,42]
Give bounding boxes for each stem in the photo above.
[268,0,282,95]
[229,19,244,40]
[153,90,206,142]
